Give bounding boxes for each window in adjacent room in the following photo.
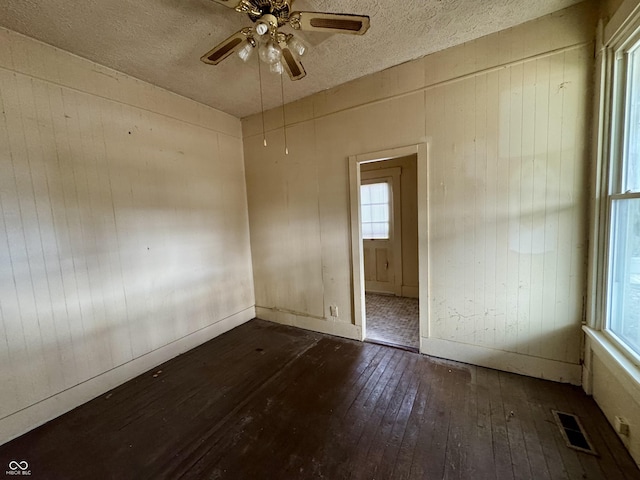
[360,181,391,240]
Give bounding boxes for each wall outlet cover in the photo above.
[615,416,630,436]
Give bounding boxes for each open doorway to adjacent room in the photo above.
[349,144,428,353]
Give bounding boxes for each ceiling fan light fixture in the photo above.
[237,40,255,62]
[256,13,278,36]
[202,0,371,82]
[255,22,269,36]
[259,40,282,65]
[287,35,306,58]
[270,61,284,75]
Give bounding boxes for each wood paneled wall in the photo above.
[0,28,255,444]
[242,3,595,383]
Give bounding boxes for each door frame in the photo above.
[349,143,429,349]
[361,167,402,296]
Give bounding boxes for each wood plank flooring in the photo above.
[1,319,638,479]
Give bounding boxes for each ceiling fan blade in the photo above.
[208,0,244,9]
[280,45,306,81]
[289,12,370,35]
[201,30,247,65]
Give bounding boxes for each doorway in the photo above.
[361,168,403,296]
[349,144,429,352]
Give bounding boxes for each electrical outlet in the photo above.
[330,305,339,317]
[615,416,630,436]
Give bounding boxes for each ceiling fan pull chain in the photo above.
[258,55,267,147]
[280,73,288,155]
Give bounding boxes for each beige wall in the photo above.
[361,155,419,295]
[242,2,595,383]
[584,335,640,464]
[603,0,626,21]
[0,27,255,444]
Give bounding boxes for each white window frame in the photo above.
[606,28,640,364]
[588,5,640,372]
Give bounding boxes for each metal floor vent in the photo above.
[552,410,598,455]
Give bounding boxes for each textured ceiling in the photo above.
[0,0,584,118]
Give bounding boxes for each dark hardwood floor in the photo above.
[1,319,638,479]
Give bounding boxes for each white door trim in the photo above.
[349,143,429,349]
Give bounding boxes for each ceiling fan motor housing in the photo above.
[247,0,291,26]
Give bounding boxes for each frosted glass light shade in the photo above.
[287,36,306,57]
[259,40,282,65]
[270,61,284,74]
[237,42,255,62]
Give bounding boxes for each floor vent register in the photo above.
[552,410,598,455]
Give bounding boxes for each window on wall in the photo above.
[606,31,640,358]
[360,181,390,240]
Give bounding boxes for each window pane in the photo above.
[361,205,372,223]
[370,222,389,239]
[360,183,371,204]
[608,198,640,355]
[623,48,640,192]
[371,204,389,223]
[360,181,390,240]
[370,183,389,204]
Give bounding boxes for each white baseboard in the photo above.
[420,337,582,385]
[0,306,255,446]
[256,306,361,340]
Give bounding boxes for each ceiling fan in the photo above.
[201,0,371,81]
